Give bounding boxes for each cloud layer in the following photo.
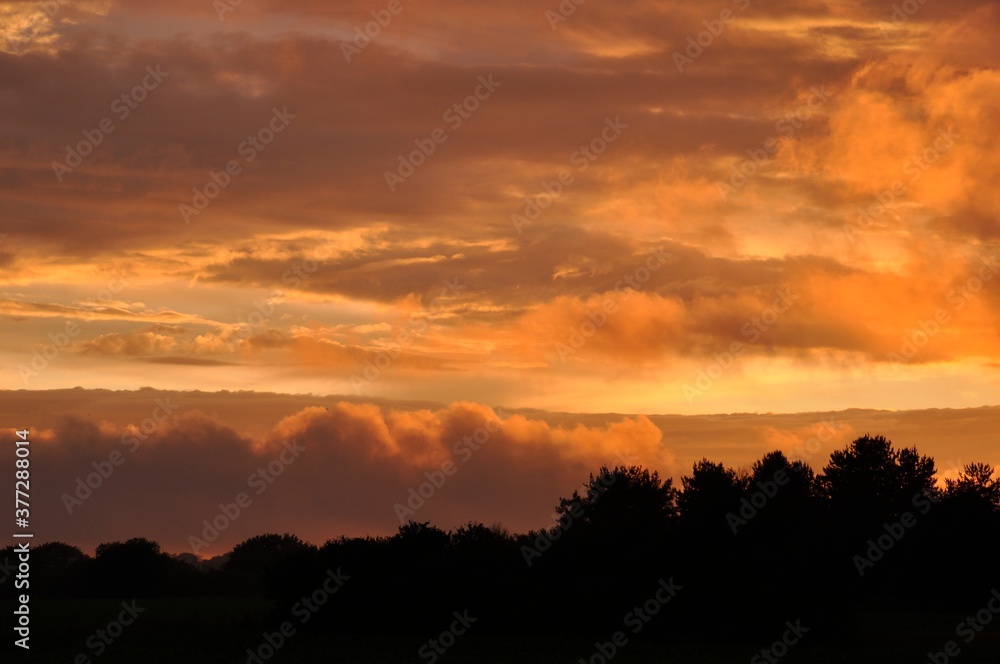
[7,389,998,556]
[1,0,999,414]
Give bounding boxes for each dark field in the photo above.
[4,598,999,663]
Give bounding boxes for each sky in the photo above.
[1,0,999,553]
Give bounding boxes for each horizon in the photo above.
[3,387,996,556]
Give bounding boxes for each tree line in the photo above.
[4,434,999,643]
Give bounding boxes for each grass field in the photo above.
[3,598,998,663]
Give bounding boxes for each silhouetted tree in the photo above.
[819,434,936,533]
[18,436,1000,651]
[557,465,678,536]
[924,462,1000,603]
[744,451,819,527]
[451,521,512,550]
[945,462,1000,511]
[225,533,314,575]
[226,533,318,599]
[678,459,744,539]
[34,542,91,596]
[92,537,179,597]
[393,520,450,556]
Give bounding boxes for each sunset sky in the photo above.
[2,0,999,553]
